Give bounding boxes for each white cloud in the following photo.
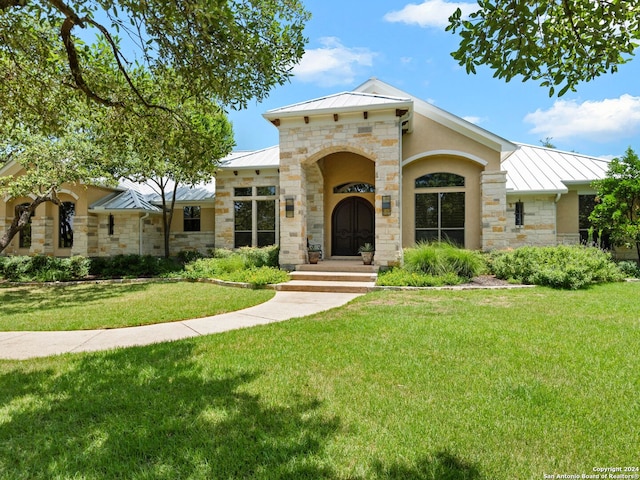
[292,37,376,87]
[524,95,640,142]
[384,1,478,29]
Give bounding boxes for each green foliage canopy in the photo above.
[590,147,640,261]
[0,0,310,109]
[447,0,640,96]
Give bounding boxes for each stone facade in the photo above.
[504,195,558,248]
[481,171,509,250]
[276,115,404,268]
[214,168,280,251]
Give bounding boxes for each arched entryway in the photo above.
[331,197,374,256]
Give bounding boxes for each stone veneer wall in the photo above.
[305,163,324,252]
[167,232,215,256]
[481,171,508,250]
[96,213,143,256]
[278,118,403,268]
[30,216,54,255]
[504,195,557,248]
[71,216,99,257]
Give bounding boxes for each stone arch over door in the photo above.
[331,197,374,256]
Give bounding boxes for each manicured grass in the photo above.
[0,283,638,478]
[0,282,274,331]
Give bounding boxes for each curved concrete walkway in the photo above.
[0,291,362,360]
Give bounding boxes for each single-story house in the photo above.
[0,78,616,264]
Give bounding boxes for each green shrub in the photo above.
[182,246,285,285]
[403,242,486,279]
[236,245,280,268]
[617,260,640,278]
[222,266,289,286]
[176,249,205,264]
[491,245,623,289]
[88,255,181,278]
[0,255,90,282]
[377,268,463,287]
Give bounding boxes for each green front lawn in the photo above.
[1,283,638,479]
[0,282,275,331]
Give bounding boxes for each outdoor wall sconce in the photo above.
[285,197,294,218]
[382,195,391,216]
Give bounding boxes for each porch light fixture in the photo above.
[285,197,294,218]
[382,195,392,216]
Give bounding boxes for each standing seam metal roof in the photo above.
[90,189,161,212]
[504,144,610,193]
[264,91,412,116]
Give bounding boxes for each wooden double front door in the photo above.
[331,197,374,256]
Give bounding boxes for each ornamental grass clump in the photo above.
[377,242,486,286]
[490,245,623,289]
[403,242,486,279]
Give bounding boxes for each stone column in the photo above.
[30,216,54,255]
[374,126,403,267]
[278,148,308,269]
[481,171,508,250]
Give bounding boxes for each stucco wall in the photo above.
[402,155,483,250]
[402,113,502,171]
[320,152,375,255]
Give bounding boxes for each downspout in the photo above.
[398,114,405,266]
[554,193,561,245]
[139,212,150,256]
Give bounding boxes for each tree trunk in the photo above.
[0,196,53,254]
[160,186,178,259]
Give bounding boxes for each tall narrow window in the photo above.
[17,203,33,249]
[234,200,252,247]
[515,201,524,226]
[183,206,201,232]
[59,202,75,248]
[108,214,115,236]
[257,200,276,247]
[579,194,610,247]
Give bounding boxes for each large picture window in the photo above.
[416,192,465,246]
[59,201,75,248]
[183,206,201,232]
[415,172,465,247]
[234,186,277,248]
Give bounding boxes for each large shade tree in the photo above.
[1,0,309,110]
[590,147,640,262]
[100,72,235,258]
[447,0,640,96]
[1,1,309,254]
[0,35,116,253]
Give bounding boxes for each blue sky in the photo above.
[228,1,640,159]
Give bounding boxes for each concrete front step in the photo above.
[289,271,377,283]
[276,280,375,294]
[276,259,379,293]
[295,261,379,273]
